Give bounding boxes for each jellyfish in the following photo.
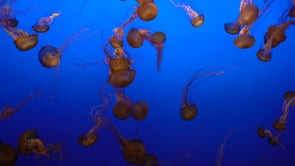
[238,3,259,26]
[0,91,41,120]
[256,35,272,62]
[283,91,295,106]
[180,69,224,120]
[0,142,18,166]
[272,91,295,132]
[18,129,63,158]
[289,0,295,18]
[38,28,89,68]
[0,0,18,27]
[137,1,158,21]
[32,11,60,33]
[107,121,147,164]
[132,101,148,121]
[224,22,241,35]
[233,25,256,49]
[216,132,233,166]
[257,126,285,149]
[169,0,204,27]
[148,31,166,71]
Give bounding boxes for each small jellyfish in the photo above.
[127,28,145,48]
[38,28,89,68]
[283,91,295,106]
[108,121,147,164]
[180,69,224,120]
[273,91,295,131]
[137,1,158,21]
[257,126,267,139]
[132,101,148,121]
[150,31,166,71]
[32,11,60,33]
[169,0,204,27]
[256,36,272,62]
[0,92,41,120]
[3,26,38,51]
[0,142,18,166]
[113,101,132,120]
[233,25,255,49]
[224,22,241,35]
[18,129,63,158]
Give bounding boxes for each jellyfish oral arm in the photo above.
[279,95,295,124]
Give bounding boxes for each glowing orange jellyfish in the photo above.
[38,28,89,68]
[180,69,224,120]
[78,87,109,147]
[18,129,63,158]
[0,0,18,27]
[238,1,259,26]
[0,141,18,166]
[0,92,41,120]
[137,1,158,21]
[272,91,295,132]
[32,11,60,33]
[169,0,204,27]
[107,120,147,164]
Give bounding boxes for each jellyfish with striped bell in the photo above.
[169,0,204,27]
[180,69,224,120]
[32,11,60,33]
[38,28,88,68]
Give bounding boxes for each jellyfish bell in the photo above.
[137,2,158,21]
[32,24,50,33]
[131,101,148,121]
[256,49,271,62]
[109,58,131,72]
[284,91,295,106]
[0,143,18,166]
[112,102,132,120]
[224,22,240,35]
[264,25,286,48]
[108,69,136,88]
[78,133,98,147]
[38,45,60,68]
[238,4,259,25]
[2,18,18,27]
[257,126,266,139]
[191,14,204,27]
[123,140,147,164]
[14,34,38,51]
[272,121,286,131]
[234,35,255,49]
[17,129,39,156]
[127,28,144,48]
[151,31,166,45]
[180,104,198,121]
[110,37,123,48]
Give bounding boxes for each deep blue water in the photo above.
[1,0,295,165]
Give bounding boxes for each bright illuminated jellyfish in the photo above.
[137,1,158,21]
[238,2,259,26]
[0,0,18,27]
[140,153,159,166]
[234,25,255,49]
[108,121,147,164]
[0,141,18,166]
[18,129,63,158]
[272,91,295,132]
[216,132,233,166]
[32,11,60,33]
[180,69,224,120]
[38,28,88,68]
[0,92,40,120]
[2,26,38,51]
[169,0,204,27]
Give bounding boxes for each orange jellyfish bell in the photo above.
[14,34,38,51]
[78,133,99,147]
[191,14,204,27]
[264,25,286,48]
[151,31,166,44]
[123,140,147,164]
[224,22,240,35]
[238,4,259,25]
[38,45,60,68]
[137,2,158,21]
[127,28,144,48]
[234,35,255,49]
[110,37,123,48]
[180,104,198,120]
[289,5,295,18]
[32,25,50,33]
[272,121,286,131]
[256,49,271,62]
[257,126,266,139]
[4,18,18,28]
[131,101,148,121]
[0,142,18,166]
[17,129,39,156]
[284,91,295,106]
[112,102,132,120]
